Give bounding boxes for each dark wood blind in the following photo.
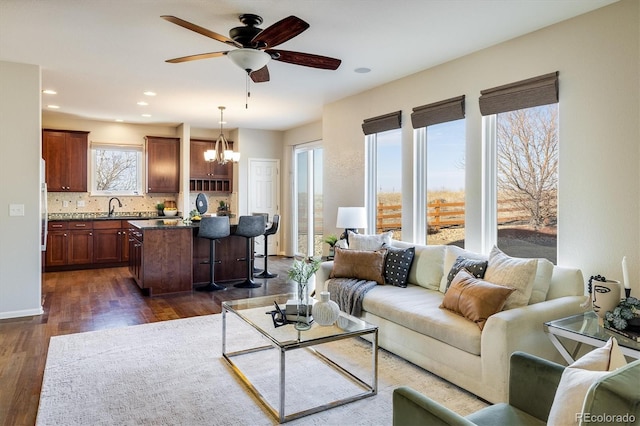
[479,71,558,116]
[362,111,402,135]
[411,95,465,129]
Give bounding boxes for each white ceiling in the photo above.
[0,0,617,131]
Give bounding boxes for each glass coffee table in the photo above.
[222,293,378,423]
[544,311,640,363]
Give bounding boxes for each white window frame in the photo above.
[292,141,323,257]
[90,142,144,196]
[413,127,428,244]
[482,114,498,254]
[364,133,376,234]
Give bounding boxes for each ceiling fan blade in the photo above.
[161,15,241,48]
[250,66,270,83]
[166,51,228,64]
[266,49,341,70]
[252,16,309,48]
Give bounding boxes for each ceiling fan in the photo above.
[161,13,342,83]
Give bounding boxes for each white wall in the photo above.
[320,0,639,294]
[0,61,43,318]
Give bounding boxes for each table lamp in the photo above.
[336,207,367,244]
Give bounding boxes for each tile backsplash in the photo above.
[47,192,232,216]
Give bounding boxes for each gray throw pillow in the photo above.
[384,247,415,287]
[445,256,488,292]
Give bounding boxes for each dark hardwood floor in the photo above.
[0,256,295,426]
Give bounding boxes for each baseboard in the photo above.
[0,306,44,320]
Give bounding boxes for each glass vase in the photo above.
[295,280,312,331]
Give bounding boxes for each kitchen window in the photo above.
[90,142,143,196]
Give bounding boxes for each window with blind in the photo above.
[481,72,558,263]
[412,96,465,246]
[363,111,402,237]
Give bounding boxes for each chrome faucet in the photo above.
[108,197,122,217]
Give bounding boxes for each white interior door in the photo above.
[248,158,279,255]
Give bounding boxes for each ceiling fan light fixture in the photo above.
[227,48,270,73]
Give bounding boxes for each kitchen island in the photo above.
[127,219,251,296]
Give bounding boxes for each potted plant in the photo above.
[217,200,228,215]
[287,257,321,331]
[156,203,165,216]
[323,234,338,259]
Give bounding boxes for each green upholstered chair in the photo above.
[393,352,640,426]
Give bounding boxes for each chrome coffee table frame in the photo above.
[222,293,378,423]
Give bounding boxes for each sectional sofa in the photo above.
[314,237,587,403]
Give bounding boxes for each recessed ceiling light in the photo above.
[137,101,148,106]
[141,114,151,118]
[115,119,124,122]
[42,89,57,95]
[47,104,60,109]
[143,91,156,96]
[354,67,371,74]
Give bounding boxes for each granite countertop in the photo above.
[128,219,193,230]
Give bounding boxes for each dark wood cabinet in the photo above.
[45,221,93,267]
[192,229,248,284]
[128,226,192,296]
[43,129,89,192]
[93,220,130,264]
[189,139,233,193]
[146,136,180,193]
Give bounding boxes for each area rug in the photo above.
[37,314,487,425]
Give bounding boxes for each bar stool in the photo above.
[252,212,269,274]
[234,215,266,289]
[254,214,279,279]
[195,216,230,292]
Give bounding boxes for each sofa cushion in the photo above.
[347,231,392,251]
[547,337,627,426]
[440,269,516,330]
[362,284,482,355]
[330,247,386,285]
[484,246,538,310]
[384,246,415,287]
[392,241,445,291]
[440,245,488,293]
[445,256,488,292]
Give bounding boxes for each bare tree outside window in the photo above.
[91,146,143,195]
[496,104,558,262]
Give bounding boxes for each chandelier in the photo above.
[204,106,239,164]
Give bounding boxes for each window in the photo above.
[412,95,466,245]
[366,128,402,239]
[426,119,465,246]
[90,143,143,196]
[495,105,558,262]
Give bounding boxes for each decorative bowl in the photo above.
[163,208,178,217]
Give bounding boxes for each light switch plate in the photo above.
[63,200,70,208]
[9,204,25,216]
[77,200,85,207]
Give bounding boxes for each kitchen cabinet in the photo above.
[146,136,180,193]
[93,220,129,264]
[45,221,93,268]
[192,229,248,283]
[127,222,192,296]
[189,139,233,193]
[43,129,89,192]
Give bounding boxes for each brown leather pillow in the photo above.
[440,269,515,330]
[330,247,386,285]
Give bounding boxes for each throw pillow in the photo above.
[384,246,415,287]
[547,337,627,426]
[445,256,489,292]
[483,246,538,310]
[347,231,393,251]
[529,258,554,304]
[330,247,387,285]
[439,246,487,293]
[439,269,516,330]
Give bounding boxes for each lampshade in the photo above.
[204,106,240,164]
[336,207,367,229]
[227,48,270,73]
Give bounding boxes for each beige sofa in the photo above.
[314,241,587,404]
